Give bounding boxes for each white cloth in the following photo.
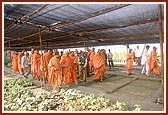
[107,52,113,60]
[21,56,30,68]
[135,49,142,58]
[141,49,149,65]
[141,48,149,75]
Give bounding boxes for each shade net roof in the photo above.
[4,4,164,50]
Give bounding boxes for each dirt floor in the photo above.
[3,63,163,111]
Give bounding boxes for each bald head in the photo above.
[64,50,69,56]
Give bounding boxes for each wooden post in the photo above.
[158,4,164,111]
[8,41,11,60]
[8,41,12,77]
[39,27,43,50]
[39,27,44,88]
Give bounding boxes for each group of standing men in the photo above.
[10,44,161,92]
[11,48,110,92]
[126,45,160,77]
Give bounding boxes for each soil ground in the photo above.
[3,63,163,111]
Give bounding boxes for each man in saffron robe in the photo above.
[48,52,62,92]
[40,50,48,82]
[70,51,78,85]
[126,49,134,75]
[102,49,108,67]
[11,51,19,73]
[40,50,53,82]
[93,49,105,81]
[89,48,96,71]
[146,47,160,77]
[18,50,24,75]
[60,51,72,87]
[32,50,41,79]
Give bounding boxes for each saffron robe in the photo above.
[11,53,19,73]
[60,55,72,86]
[70,55,78,83]
[147,50,160,75]
[48,56,62,87]
[126,52,134,74]
[93,53,105,80]
[32,53,41,79]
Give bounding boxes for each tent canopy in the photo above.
[4,3,164,50]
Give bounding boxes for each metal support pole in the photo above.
[38,27,44,88]
[158,4,164,111]
[39,27,43,50]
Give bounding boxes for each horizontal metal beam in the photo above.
[5,34,158,47]
[5,33,160,50]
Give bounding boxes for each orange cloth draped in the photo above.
[29,53,34,75]
[18,53,24,74]
[70,55,78,83]
[32,53,41,79]
[48,56,62,87]
[11,54,19,73]
[40,52,53,81]
[89,51,95,69]
[93,53,105,80]
[126,52,134,74]
[147,50,160,75]
[60,55,72,86]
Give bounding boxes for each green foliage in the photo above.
[4,79,142,111]
[5,78,34,88]
[133,104,142,111]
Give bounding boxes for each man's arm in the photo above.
[83,58,87,67]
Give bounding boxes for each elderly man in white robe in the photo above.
[21,52,30,78]
[141,45,150,75]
